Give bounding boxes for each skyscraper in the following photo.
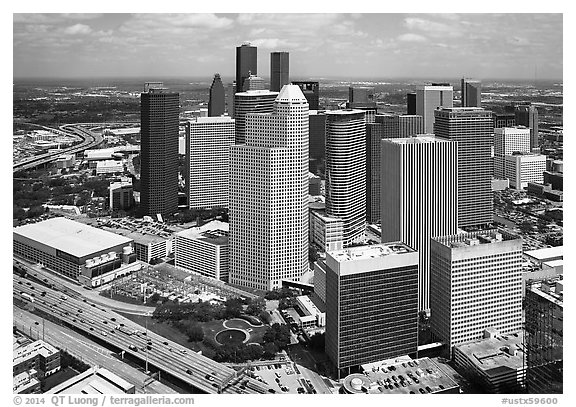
[292,81,319,110]
[233,90,278,144]
[227,82,236,117]
[430,229,523,357]
[229,85,309,291]
[494,127,531,178]
[185,117,235,209]
[515,105,539,150]
[461,78,482,107]
[366,114,423,224]
[323,243,419,374]
[434,107,493,228]
[235,42,257,94]
[270,51,289,92]
[416,84,453,133]
[325,110,366,246]
[406,92,416,115]
[309,110,326,175]
[381,136,458,311]
[140,82,179,217]
[208,73,225,117]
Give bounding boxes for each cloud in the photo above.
[404,17,462,38]
[250,38,285,49]
[14,13,103,25]
[397,33,427,42]
[63,24,92,35]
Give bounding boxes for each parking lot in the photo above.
[249,361,321,394]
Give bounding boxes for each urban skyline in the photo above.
[13,13,563,80]
[11,8,564,399]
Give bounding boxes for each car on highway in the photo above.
[186,369,193,375]
[101,331,107,336]
[128,345,138,351]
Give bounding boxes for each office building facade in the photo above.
[504,154,547,190]
[270,51,289,92]
[461,78,481,107]
[407,92,416,115]
[494,126,531,178]
[309,110,326,162]
[493,113,516,129]
[109,178,134,211]
[416,84,453,133]
[434,107,493,228]
[233,90,278,144]
[429,230,523,356]
[292,81,319,110]
[242,74,265,91]
[236,42,257,94]
[366,114,423,224]
[525,279,563,394]
[325,243,419,373]
[381,136,458,311]
[325,110,366,246]
[140,82,179,217]
[229,85,309,290]
[208,73,225,117]
[185,117,235,209]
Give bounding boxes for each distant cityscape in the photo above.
[13,14,563,398]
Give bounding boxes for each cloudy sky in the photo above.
[13,13,563,80]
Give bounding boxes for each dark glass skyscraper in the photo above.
[236,43,257,94]
[407,92,416,115]
[515,105,539,150]
[292,81,319,110]
[140,82,179,217]
[270,51,289,92]
[323,243,419,374]
[434,107,493,228]
[461,78,482,107]
[208,73,225,117]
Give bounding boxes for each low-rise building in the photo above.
[13,340,61,380]
[454,329,525,393]
[47,367,135,394]
[175,220,230,282]
[96,160,124,175]
[13,369,41,394]
[13,217,137,286]
[294,295,326,328]
[55,154,75,169]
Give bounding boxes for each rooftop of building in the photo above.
[433,229,521,249]
[528,279,563,308]
[187,116,234,124]
[342,357,459,394]
[296,295,324,317]
[13,340,59,366]
[47,367,134,394]
[235,90,279,97]
[384,135,453,144]
[329,242,414,263]
[325,108,366,116]
[454,330,525,377]
[175,220,230,245]
[310,209,342,223]
[417,84,453,90]
[275,84,308,104]
[524,246,563,262]
[13,217,133,258]
[13,370,40,393]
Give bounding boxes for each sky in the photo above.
[12,12,563,81]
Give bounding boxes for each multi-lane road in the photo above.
[13,273,270,395]
[14,307,176,394]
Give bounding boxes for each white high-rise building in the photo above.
[325,110,366,246]
[233,90,278,144]
[430,229,523,357]
[185,117,235,209]
[381,136,458,311]
[229,85,309,291]
[494,127,531,178]
[415,84,454,133]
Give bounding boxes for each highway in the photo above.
[13,273,271,395]
[14,307,176,394]
[13,122,136,172]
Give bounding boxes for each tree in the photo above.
[224,298,243,319]
[262,342,278,359]
[246,298,266,316]
[309,333,325,351]
[259,311,272,324]
[186,323,204,342]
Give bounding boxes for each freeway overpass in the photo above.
[13,273,270,395]
[13,122,137,173]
